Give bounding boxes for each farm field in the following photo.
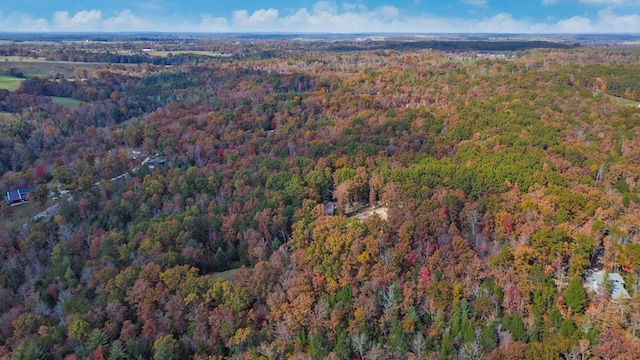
[0,56,112,80]
[0,73,22,91]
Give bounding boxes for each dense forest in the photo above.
[1,38,640,360]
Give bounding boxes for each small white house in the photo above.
[585,270,631,300]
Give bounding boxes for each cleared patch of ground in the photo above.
[606,94,640,107]
[355,206,389,221]
[347,203,389,221]
[210,268,239,281]
[0,199,53,233]
[51,96,84,108]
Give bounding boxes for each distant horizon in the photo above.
[0,32,638,38]
[1,1,640,34]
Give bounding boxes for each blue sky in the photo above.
[0,0,639,33]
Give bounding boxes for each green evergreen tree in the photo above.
[389,318,408,356]
[63,266,78,288]
[138,203,151,219]
[460,318,475,345]
[333,328,350,359]
[153,342,174,360]
[108,340,128,360]
[480,322,498,350]
[213,247,226,271]
[1,267,24,291]
[87,328,108,352]
[559,318,576,337]
[50,243,71,280]
[12,338,46,360]
[563,276,587,314]
[440,331,454,360]
[309,330,328,360]
[528,318,545,342]
[509,313,527,342]
[549,309,563,329]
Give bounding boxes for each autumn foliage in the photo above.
[1,38,640,359]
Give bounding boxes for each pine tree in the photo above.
[563,276,587,314]
[480,322,498,350]
[509,313,527,342]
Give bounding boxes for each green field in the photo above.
[51,96,83,108]
[607,94,640,107]
[0,56,107,81]
[0,73,23,91]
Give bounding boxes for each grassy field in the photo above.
[0,56,107,80]
[51,96,83,108]
[0,73,23,91]
[607,94,640,107]
[0,199,53,234]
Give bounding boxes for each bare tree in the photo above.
[350,332,369,360]
[459,341,483,360]
[411,332,426,359]
[563,339,591,360]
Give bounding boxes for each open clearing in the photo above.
[607,94,640,107]
[355,206,389,221]
[347,203,389,221]
[0,199,53,234]
[210,268,239,281]
[0,74,22,91]
[51,96,83,108]
[0,56,108,79]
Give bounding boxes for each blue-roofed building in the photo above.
[4,187,35,206]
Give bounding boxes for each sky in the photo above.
[0,0,639,33]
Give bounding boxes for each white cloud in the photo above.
[554,9,640,32]
[103,10,149,31]
[0,13,50,32]
[199,15,230,32]
[0,1,639,33]
[556,16,593,32]
[542,0,558,5]
[232,8,279,30]
[53,10,102,30]
[465,13,551,33]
